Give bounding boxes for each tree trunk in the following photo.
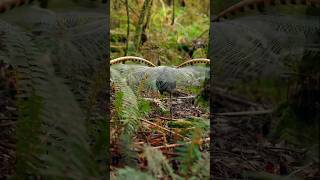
[141,0,153,45]
[209,0,215,117]
[134,0,152,50]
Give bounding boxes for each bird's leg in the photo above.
[170,92,173,120]
[169,92,173,143]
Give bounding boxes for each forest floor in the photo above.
[2,65,318,179]
[110,90,210,174]
[212,87,319,179]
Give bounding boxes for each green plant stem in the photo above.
[171,0,175,25]
[125,0,130,56]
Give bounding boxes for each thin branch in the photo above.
[287,163,313,178]
[141,118,190,140]
[153,137,210,149]
[143,95,195,101]
[215,109,273,116]
[154,143,184,149]
[0,121,17,127]
[158,116,179,121]
[214,86,263,107]
[264,146,306,154]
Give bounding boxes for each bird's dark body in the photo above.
[156,77,176,95]
[156,78,176,94]
[155,62,177,95]
[156,73,176,120]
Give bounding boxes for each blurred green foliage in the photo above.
[111,0,209,65]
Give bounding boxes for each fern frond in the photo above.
[21,9,109,113]
[30,54,101,179]
[15,93,43,177]
[111,68,140,136]
[211,14,320,83]
[175,128,203,175]
[143,146,177,179]
[112,167,156,180]
[243,171,302,180]
[189,152,210,180]
[1,9,108,178]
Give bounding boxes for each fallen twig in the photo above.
[264,146,306,154]
[215,109,273,116]
[0,141,15,149]
[153,137,210,150]
[287,163,313,178]
[158,117,179,121]
[0,117,17,120]
[213,87,262,108]
[141,118,190,140]
[154,143,184,149]
[143,95,195,101]
[0,121,16,127]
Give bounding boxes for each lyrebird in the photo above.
[110,56,210,119]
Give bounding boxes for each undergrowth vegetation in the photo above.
[1,1,109,178]
[110,0,210,179]
[1,0,318,179]
[210,0,319,179]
